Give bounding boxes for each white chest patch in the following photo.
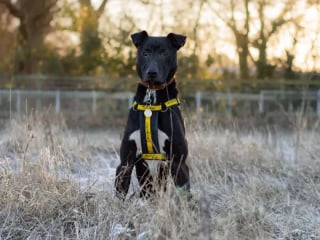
[129,129,168,178]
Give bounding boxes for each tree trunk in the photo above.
[236,33,249,79]
[15,20,45,73]
[78,0,108,74]
[253,0,294,78]
[0,0,57,73]
[256,39,267,78]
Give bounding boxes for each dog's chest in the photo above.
[129,128,168,177]
[130,89,169,177]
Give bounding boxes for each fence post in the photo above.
[16,90,21,119]
[259,91,264,113]
[317,89,320,117]
[128,93,134,109]
[36,90,42,111]
[55,90,60,113]
[92,90,97,115]
[196,91,202,114]
[9,89,12,120]
[226,89,232,117]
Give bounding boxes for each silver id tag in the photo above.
[144,109,152,117]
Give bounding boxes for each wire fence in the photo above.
[195,90,320,117]
[1,74,320,91]
[0,90,134,128]
[0,89,319,121]
[1,75,319,127]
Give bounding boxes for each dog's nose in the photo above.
[147,70,158,79]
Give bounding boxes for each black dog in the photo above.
[115,31,190,199]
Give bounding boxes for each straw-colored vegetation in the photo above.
[0,112,319,239]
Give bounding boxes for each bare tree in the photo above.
[191,0,205,56]
[251,0,297,78]
[0,0,58,73]
[76,0,108,74]
[0,5,16,73]
[207,0,301,79]
[306,0,320,71]
[207,0,251,79]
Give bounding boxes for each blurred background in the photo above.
[0,0,319,128]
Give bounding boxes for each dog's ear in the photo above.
[131,31,148,48]
[167,33,186,50]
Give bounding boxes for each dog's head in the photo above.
[131,31,186,86]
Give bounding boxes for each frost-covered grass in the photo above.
[0,112,319,239]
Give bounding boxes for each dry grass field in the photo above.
[0,112,319,239]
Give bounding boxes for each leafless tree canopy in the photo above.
[0,0,319,82]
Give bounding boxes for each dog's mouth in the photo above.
[142,74,165,86]
[143,77,169,89]
[145,79,164,86]
[144,73,164,83]
[139,77,175,90]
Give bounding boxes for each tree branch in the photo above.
[248,48,257,64]
[205,0,237,33]
[244,0,250,35]
[0,0,24,19]
[266,0,293,38]
[32,0,58,25]
[79,0,91,6]
[96,0,108,18]
[192,0,205,55]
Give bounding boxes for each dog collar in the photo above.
[138,77,175,90]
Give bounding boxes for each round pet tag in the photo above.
[144,109,152,117]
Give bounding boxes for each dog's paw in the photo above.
[174,188,199,210]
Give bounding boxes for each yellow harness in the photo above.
[133,98,180,160]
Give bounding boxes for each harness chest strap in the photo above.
[133,98,180,111]
[134,98,180,161]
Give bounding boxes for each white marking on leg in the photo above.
[129,130,142,156]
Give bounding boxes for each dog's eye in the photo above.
[142,51,149,57]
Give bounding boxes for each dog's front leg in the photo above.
[135,160,155,197]
[169,141,190,192]
[115,141,137,199]
[171,155,190,191]
[115,164,134,199]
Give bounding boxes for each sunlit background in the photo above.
[0,0,319,126]
[0,0,319,77]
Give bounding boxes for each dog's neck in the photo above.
[135,79,179,105]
